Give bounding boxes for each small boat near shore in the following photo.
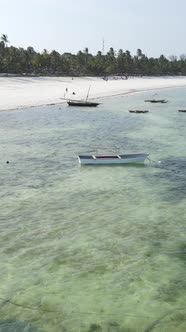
[67,85,100,107]
[67,100,100,107]
[144,99,167,103]
[178,109,186,112]
[129,110,149,113]
[78,153,149,165]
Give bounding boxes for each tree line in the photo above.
[1,34,186,76]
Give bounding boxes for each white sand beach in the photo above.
[1,76,186,111]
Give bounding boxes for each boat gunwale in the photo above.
[78,153,149,161]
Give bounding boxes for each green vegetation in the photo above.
[1,34,186,76]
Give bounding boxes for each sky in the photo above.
[0,0,186,58]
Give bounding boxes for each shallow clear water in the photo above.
[0,87,186,332]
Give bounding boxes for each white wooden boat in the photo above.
[78,153,149,165]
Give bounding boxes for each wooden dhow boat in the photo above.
[67,100,100,107]
[78,153,149,165]
[129,110,149,113]
[67,85,100,107]
[144,99,167,103]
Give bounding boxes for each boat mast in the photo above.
[86,85,91,101]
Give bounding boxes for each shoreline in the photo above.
[1,76,186,111]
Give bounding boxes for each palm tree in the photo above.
[84,47,89,55]
[136,48,143,59]
[1,34,9,47]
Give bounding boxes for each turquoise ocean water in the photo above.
[0,87,186,332]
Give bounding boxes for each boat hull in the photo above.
[129,110,149,113]
[144,99,167,103]
[78,153,149,165]
[67,101,100,107]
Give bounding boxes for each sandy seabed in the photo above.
[1,76,186,111]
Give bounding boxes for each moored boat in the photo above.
[67,100,100,107]
[78,153,149,165]
[129,110,149,113]
[144,99,167,103]
[67,85,100,107]
[178,109,186,112]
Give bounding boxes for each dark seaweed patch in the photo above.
[0,320,44,332]
[155,277,186,303]
[87,324,102,331]
[173,242,186,263]
[86,322,137,332]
